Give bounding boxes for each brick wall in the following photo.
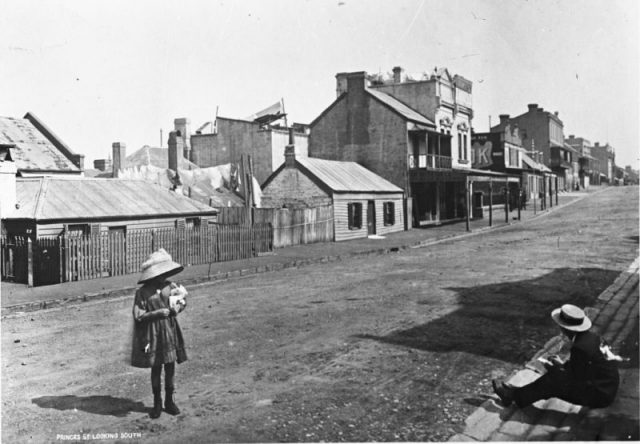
[261,167,332,208]
[190,118,273,184]
[309,93,409,192]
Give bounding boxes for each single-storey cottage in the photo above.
[261,147,405,242]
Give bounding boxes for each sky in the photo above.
[1,0,639,168]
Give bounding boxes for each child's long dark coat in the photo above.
[131,280,187,368]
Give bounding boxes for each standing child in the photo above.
[131,248,188,419]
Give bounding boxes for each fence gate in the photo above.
[33,237,61,286]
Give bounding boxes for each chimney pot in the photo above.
[335,72,348,97]
[392,66,404,83]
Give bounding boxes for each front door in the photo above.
[367,200,376,235]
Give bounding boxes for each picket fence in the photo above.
[1,223,273,286]
[215,205,334,248]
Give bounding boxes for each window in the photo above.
[383,202,395,226]
[458,133,463,159]
[347,203,362,230]
[66,224,90,236]
[463,134,468,160]
[186,217,201,229]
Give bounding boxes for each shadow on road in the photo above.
[355,267,619,364]
[32,395,147,417]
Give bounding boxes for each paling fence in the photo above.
[1,223,273,286]
[215,205,334,248]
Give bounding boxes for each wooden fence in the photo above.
[215,205,334,248]
[1,223,273,286]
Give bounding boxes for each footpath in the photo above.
[450,257,639,441]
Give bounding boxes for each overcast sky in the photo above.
[2,0,638,168]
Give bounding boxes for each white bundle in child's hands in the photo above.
[169,283,188,309]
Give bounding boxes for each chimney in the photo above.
[554,111,559,117]
[0,160,17,219]
[392,66,404,83]
[168,131,183,172]
[174,118,191,160]
[112,142,126,178]
[499,114,510,124]
[285,128,296,168]
[346,71,367,92]
[336,72,348,97]
[527,104,538,112]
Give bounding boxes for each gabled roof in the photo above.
[0,116,80,173]
[366,88,436,128]
[295,157,403,193]
[11,177,216,221]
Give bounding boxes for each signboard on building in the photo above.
[472,140,493,168]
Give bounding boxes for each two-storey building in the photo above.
[505,104,575,191]
[473,118,551,210]
[565,135,597,188]
[591,142,616,184]
[309,67,482,227]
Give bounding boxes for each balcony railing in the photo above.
[409,154,453,170]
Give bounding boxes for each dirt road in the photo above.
[2,187,638,443]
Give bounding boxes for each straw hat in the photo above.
[138,248,184,284]
[551,304,592,332]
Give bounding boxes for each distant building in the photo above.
[472,120,552,208]
[0,112,84,176]
[565,135,596,188]
[185,111,309,185]
[591,142,616,184]
[500,105,576,191]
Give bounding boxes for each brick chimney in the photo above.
[174,118,191,161]
[112,142,126,178]
[527,104,538,112]
[336,72,349,97]
[168,131,183,172]
[499,114,510,124]
[284,128,296,168]
[392,66,404,83]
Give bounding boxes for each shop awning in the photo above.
[521,152,552,172]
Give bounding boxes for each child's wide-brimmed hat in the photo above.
[138,248,184,284]
[551,304,592,332]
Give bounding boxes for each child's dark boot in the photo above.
[165,388,181,415]
[150,388,163,419]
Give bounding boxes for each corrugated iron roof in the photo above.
[11,177,216,221]
[0,116,79,172]
[365,88,436,128]
[521,153,552,172]
[297,157,403,193]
